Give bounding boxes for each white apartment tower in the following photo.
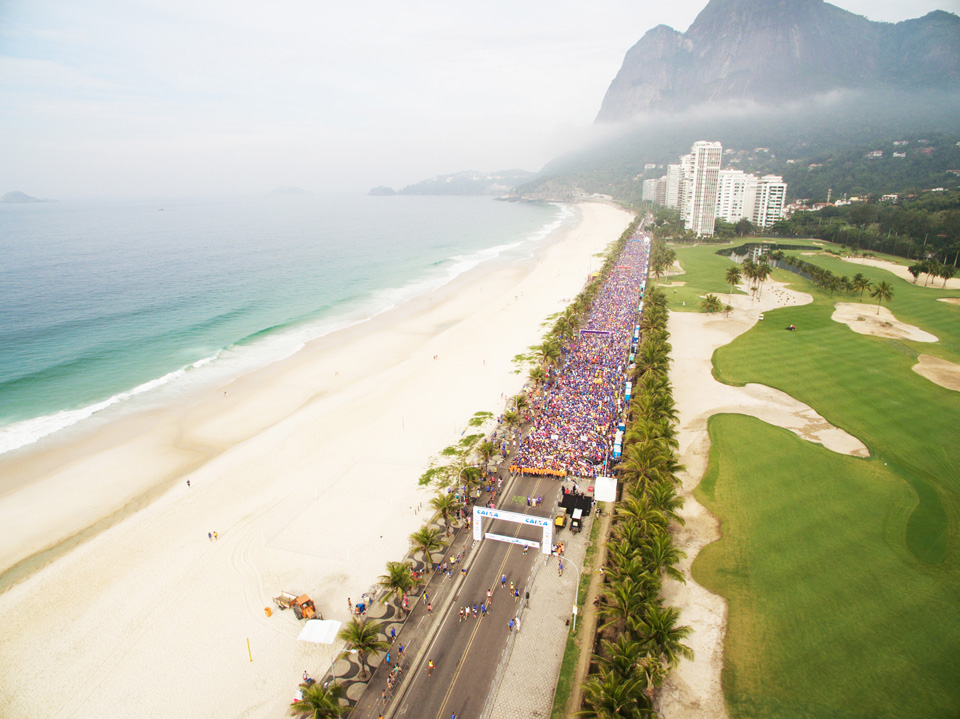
[683,141,723,236]
[753,175,787,228]
[716,169,758,224]
[664,164,682,208]
[642,178,659,203]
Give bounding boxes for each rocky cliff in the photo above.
[597,0,960,121]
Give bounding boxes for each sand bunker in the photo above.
[938,297,960,306]
[913,355,960,392]
[841,256,960,290]
[659,279,868,719]
[832,303,938,342]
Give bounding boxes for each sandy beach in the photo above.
[0,202,634,719]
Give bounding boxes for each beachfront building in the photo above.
[664,164,681,208]
[752,174,787,228]
[682,141,723,236]
[642,178,659,203]
[716,169,758,224]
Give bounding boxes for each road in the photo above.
[388,473,563,719]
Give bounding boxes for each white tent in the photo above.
[594,475,618,503]
[296,619,342,645]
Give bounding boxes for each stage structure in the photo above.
[472,506,553,555]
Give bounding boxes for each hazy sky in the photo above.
[0,0,954,198]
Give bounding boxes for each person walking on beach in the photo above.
[348,597,352,613]
[213,531,218,540]
[208,532,212,541]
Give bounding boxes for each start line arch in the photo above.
[472,506,553,555]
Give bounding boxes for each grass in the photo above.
[693,415,960,719]
[669,238,960,717]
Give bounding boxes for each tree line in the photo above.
[579,285,692,718]
[770,190,960,266]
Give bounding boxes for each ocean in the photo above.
[0,193,569,456]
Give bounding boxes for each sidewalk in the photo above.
[486,510,594,719]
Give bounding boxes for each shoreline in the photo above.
[0,201,634,719]
[0,203,576,585]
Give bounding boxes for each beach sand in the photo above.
[0,202,634,719]
[658,280,868,719]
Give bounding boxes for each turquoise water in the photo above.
[0,194,568,454]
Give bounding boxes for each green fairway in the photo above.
[671,239,960,717]
[694,415,960,719]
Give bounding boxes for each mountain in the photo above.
[395,169,536,196]
[597,0,960,121]
[0,191,51,203]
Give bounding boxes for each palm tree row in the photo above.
[908,257,957,287]
[773,255,896,313]
[579,286,692,719]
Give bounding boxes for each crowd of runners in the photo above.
[512,231,650,478]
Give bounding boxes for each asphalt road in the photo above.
[392,474,562,719]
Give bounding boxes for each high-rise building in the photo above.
[655,176,667,206]
[683,141,723,236]
[716,169,758,224]
[642,178,659,203]
[753,175,787,228]
[664,164,682,208]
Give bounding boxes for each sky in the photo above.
[0,0,955,198]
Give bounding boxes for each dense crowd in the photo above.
[512,233,650,478]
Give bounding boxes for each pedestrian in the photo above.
[459,607,464,623]
[213,531,218,540]
[487,589,492,605]
[385,652,391,667]
[501,574,506,588]
[208,532,212,541]
[348,597,352,613]
[390,627,396,642]
[398,643,404,657]
[427,602,433,614]
[186,480,190,487]
[514,616,521,634]
[381,689,386,706]
[428,659,435,676]
[558,559,564,577]
[508,619,514,632]
[510,581,515,593]
[514,588,520,602]
[480,602,486,617]
[424,592,429,603]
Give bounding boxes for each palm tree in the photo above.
[289,681,348,718]
[851,273,870,301]
[870,280,894,315]
[647,481,685,525]
[337,617,389,679]
[528,366,546,386]
[908,263,922,283]
[699,294,723,313]
[379,561,420,609]
[642,531,686,583]
[724,265,742,303]
[513,393,530,414]
[476,440,496,471]
[409,525,444,564]
[629,603,694,669]
[940,264,957,287]
[578,668,654,718]
[754,261,772,299]
[429,492,462,535]
[598,577,650,633]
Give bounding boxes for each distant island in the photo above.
[1,191,53,203]
[369,169,536,197]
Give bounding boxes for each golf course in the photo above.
[667,239,960,718]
